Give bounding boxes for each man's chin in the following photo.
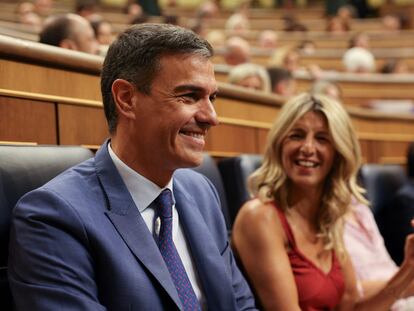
[179,152,204,168]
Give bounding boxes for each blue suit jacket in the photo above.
[9,143,257,310]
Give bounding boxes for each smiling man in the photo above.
[9,24,257,311]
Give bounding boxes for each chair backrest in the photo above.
[0,145,94,309]
[408,141,414,178]
[218,154,263,226]
[359,163,407,216]
[191,153,231,231]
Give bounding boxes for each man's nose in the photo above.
[198,98,219,127]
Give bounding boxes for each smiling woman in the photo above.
[232,92,414,311]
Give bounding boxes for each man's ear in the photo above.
[60,39,77,51]
[111,79,137,120]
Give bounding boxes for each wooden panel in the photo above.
[0,59,101,101]
[257,128,270,155]
[215,97,279,124]
[376,141,411,165]
[0,95,56,144]
[58,103,108,146]
[296,78,414,106]
[358,140,373,164]
[205,124,258,154]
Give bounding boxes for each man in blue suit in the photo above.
[9,23,257,310]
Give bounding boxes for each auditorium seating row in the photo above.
[2,34,414,165]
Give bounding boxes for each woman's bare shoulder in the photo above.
[238,198,279,223]
[234,198,284,241]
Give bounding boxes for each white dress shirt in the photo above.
[108,144,205,307]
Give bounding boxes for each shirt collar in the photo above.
[108,142,174,213]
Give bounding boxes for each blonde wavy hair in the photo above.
[248,93,367,257]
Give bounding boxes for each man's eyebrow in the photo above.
[174,84,218,95]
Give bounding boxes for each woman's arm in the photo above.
[338,233,414,311]
[232,199,301,311]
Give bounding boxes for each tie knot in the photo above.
[155,189,173,218]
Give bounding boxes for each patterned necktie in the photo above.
[155,189,201,311]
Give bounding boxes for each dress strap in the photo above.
[274,203,296,248]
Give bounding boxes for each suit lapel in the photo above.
[173,177,234,310]
[94,142,183,310]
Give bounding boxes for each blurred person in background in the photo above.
[76,0,99,20]
[337,4,356,24]
[224,36,251,66]
[131,0,161,16]
[298,40,316,55]
[228,63,271,92]
[225,13,250,37]
[39,13,99,55]
[378,143,414,267]
[205,30,226,48]
[382,13,410,32]
[267,67,296,96]
[269,45,300,72]
[381,58,410,74]
[90,19,114,46]
[349,32,370,50]
[15,2,42,30]
[311,80,342,101]
[344,199,414,311]
[258,30,278,50]
[34,0,54,17]
[343,47,376,73]
[326,16,350,34]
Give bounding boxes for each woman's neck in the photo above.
[287,186,323,224]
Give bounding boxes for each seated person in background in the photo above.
[76,0,99,20]
[125,2,145,23]
[34,0,53,17]
[267,67,296,96]
[9,23,257,311]
[258,30,278,50]
[298,40,316,55]
[228,63,271,92]
[326,16,350,34]
[15,2,42,29]
[269,45,300,72]
[196,0,219,20]
[188,19,208,38]
[344,199,414,311]
[282,15,308,32]
[129,0,161,16]
[349,32,370,50]
[225,12,250,37]
[382,14,404,32]
[90,19,114,46]
[381,58,409,74]
[379,142,414,266]
[337,4,356,24]
[343,47,376,73]
[205,30,226,48]
[163,15,179,25]
[223,36,251,66]
[39,13,99,55]
[232,92,414,310]
[311,80,342,101]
